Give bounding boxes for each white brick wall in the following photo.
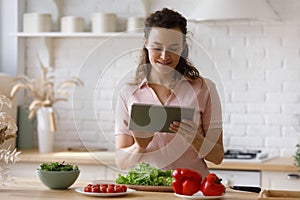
[23,0,300,157]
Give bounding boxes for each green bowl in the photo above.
[37,170,80,189]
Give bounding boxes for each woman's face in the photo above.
[145,27,184,74]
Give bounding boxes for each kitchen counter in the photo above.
[12,149,300,191]
[18,149,298,172]
[18,149,116,165]
[208,157,298,172]
[0,177,258,200]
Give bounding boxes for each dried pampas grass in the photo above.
[10,56,83,120]
[0,95,17,145]
[0,95,20,189]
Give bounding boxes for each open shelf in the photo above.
[10,32,143,38]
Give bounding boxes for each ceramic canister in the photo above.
[126,17,145,32]
[23,13,52,32]
[91,13,117,33]
[61,16,85,32]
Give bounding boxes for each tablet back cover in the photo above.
[129,103,194,133]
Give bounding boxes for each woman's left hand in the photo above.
[169,119,204,147]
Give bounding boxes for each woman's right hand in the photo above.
[132,131,154,150]
[122,120,154,150]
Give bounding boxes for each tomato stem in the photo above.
[215,178,222,184]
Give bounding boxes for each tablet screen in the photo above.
[129,103,195,133]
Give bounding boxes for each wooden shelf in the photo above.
[10,32,143,38]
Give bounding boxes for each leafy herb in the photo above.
[294,144,300,171]
[38,161,79,171]
[115,162,173,186]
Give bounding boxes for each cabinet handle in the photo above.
[286,174,300,180]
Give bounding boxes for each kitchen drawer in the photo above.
[261,171,300,191]
[210,169,261,187]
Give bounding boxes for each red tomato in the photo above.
[107,187,115,193]
[172,168,182,180]
[91,185,100,193]
[172,168,202,196]
[84,183,127,194]
[115,185,123,193]
[121,185,127,192]
[107,184,115,193]
[172,179,183,194]
[100,184,107,193]
[84,185,92,192]
[182,179,200,196]
[200,173,225,196]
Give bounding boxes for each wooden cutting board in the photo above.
[258,189,300,200]
[125,185,173,192]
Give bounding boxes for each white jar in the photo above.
[23,13,52,32]
[91,13,117,33]
[61,16,85,32]
[126,17,144,32]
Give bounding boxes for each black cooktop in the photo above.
[224,149,262,159]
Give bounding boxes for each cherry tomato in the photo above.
[91,185,100,193]
[115,185,123,193]
[107,184,115,193]
[84,183,127,193]
[107,187,115,193]
[84,185,92,192]
[100,184,107,193]
[121,185,127,192]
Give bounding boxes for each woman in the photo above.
[114,8,224,178]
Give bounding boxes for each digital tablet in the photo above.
[129,103,195,133]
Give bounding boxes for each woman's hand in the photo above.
[169,119,224,164]
[169,119,204,151]
[131,131,154,150]
[122,119,154,150]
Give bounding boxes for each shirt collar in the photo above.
[138,76,189,89]
[138,78,148,89]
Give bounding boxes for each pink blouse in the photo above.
[115,77,222,178]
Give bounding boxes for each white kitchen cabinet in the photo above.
[211,169,300,191]
[210,169,261,187]
[261,171,300,191]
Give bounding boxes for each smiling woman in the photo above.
[146,28,183,71]
[114,8,224,179]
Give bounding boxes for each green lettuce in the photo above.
[115,162,173,186]
[38,161,79,171]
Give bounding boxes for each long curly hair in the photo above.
[133,8,202,85]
